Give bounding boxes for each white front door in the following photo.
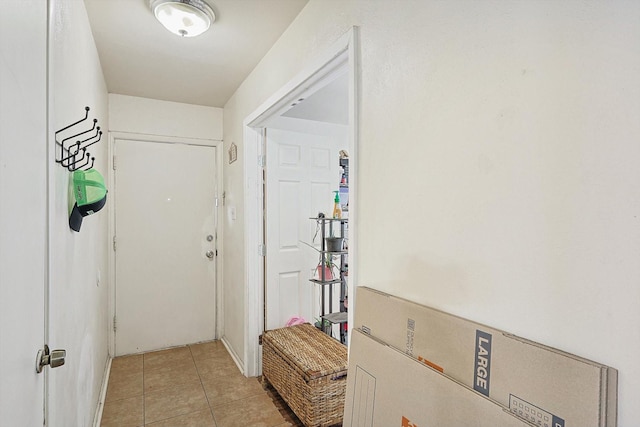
[265,128,341,330]
[114,139,218,355]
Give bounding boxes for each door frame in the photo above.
[242,27,359,376]
[107,132,224,356]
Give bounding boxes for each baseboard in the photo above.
[221,336,248,376]
[92,356,112,427]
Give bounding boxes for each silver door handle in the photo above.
[206,250,214,259]
[36,345,66,373]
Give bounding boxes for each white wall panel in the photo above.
[48,1,110,425]
[109,94,222,140]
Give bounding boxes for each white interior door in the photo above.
[114,139,218,355]
[265,128,341,330]
[0,0,46,423]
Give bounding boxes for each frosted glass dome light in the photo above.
[150,0,215,37]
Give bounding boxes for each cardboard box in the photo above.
[344,329,537,427]
[354,287,617,427]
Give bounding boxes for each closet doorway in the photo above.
[243,28,359,376]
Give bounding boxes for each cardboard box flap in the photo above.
[344,328,538,427]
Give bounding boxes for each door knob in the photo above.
[206,250,214,260]
[36,345,66,373]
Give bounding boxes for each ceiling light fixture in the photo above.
[150,0,215,38]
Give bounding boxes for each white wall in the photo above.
[220,94,246,362]
[109,94,223,140]
[47,1,110,425]
[223,1,640,424]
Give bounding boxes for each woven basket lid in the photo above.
[263,323,348,381]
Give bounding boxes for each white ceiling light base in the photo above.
[150,0,215,37]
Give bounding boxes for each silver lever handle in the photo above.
[36,345,66,373]
[49,349,66,368]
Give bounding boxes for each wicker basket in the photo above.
[262,323,348,427]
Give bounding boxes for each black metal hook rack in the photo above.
[55,106,102,171]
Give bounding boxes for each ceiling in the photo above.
[83,0,309,108]
[281,72,349,126]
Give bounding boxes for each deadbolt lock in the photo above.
[36,344,66,373]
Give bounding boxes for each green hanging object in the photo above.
[69,168,107,232]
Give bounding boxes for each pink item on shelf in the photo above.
[285,316,307,327]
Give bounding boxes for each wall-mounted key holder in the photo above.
[55,106,102,171]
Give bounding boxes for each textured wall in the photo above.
[224,1,640,424]
[48,1,110,425]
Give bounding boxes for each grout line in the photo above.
[142,354,146,426]
[192,345,220,426]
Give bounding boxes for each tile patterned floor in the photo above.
[101,340,304,427]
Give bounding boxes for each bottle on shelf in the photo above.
[332,191,342,219]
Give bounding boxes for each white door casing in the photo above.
[243,27,359,376]
[113,139,218,355]
[265,128,342,330]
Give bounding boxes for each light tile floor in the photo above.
[101,340,304,427]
